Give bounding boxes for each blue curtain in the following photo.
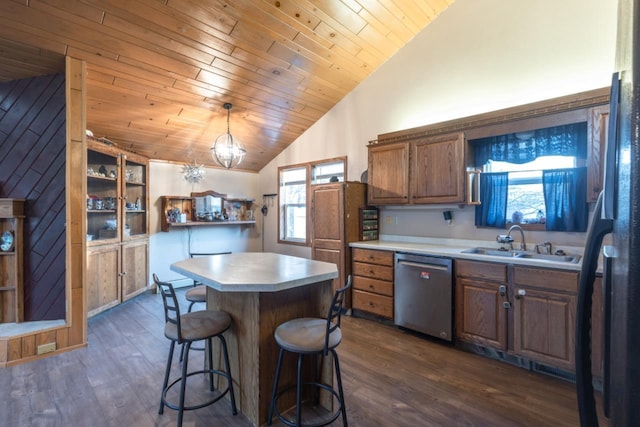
[473,122,587,165]
[542,167,588,231]
[475,172,508,228]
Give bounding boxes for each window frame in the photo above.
[277,156,347,246]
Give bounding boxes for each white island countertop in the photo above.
[170,252,338,292]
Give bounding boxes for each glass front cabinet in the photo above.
[86,138,149,316]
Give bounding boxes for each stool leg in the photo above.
[159,340,176,414]
[296,353,304,427]
[178,341,191,427]
[267,348,285,425]
[332,349,348,427]
[207,337,214,391]
[218,334,238,415]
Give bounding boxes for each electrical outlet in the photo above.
[37,342,56,355]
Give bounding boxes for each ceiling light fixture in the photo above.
[182,160,205,184]
[211,102,246,169]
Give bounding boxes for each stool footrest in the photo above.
[161,368,236,413]
[271,381,343,427]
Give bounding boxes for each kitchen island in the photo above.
[170,252,338,427]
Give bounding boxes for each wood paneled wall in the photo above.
[0,73,66,320]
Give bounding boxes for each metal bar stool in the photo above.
[154,274,237,427]
[267,276,352,427]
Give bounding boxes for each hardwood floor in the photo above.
[0,289,589,426]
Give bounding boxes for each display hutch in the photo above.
[0,199,24,323]
[86,138,149,316]
[161,190,255,231]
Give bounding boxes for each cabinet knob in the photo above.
[515,289,526,299]
[502,301,511,309]
[499,285,506,296]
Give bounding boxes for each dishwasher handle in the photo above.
[396,260,450,271]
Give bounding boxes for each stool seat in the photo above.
[275,318,342,354]
[185,285,207,303]
[165,310,231,342]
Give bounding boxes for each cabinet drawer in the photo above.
[456,260,507,282]
[513,266,578,293]
[352,289,393,318]
[353,276,393,297]
[352,248,394,266]
[353,261,393,281]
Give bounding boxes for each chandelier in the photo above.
[211,102,246,169]
[181,161,205,184]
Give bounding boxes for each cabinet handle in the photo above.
[502,301,511,309]
[515,289,526,299]
[499,285,506,296]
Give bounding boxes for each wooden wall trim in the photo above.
[375,87,610,144]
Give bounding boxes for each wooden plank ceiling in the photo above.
[0,0,453,172]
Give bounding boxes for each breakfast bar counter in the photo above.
[170,252,338,426]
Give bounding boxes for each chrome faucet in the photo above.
[506,225,527,251]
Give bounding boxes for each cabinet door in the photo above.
[411,133,465,204]
[586,105,609,202]
[367,142,409,205]
[122,153,148,240]
[513,286,576,371]
[86,244,120,316]
[121,240,149,301]
[455,277,508,350]
[311,184,344,248]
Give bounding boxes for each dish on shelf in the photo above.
[1,230,14,251]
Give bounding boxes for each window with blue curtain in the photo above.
[543,167,588,231]
[472,122,588,231]
[475,172,508,228]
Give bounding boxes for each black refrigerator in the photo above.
[575,1,640,426]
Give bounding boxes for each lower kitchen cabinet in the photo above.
[456,259,581,373]
[351,248,394,319]
[455,260,508,350]
[512,266,578,371]
[87,239,149,317]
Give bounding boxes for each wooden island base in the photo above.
[206,280,333,426]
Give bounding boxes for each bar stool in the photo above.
[153,274,237,427]
[267,276,352,427]
[185,285,206,312]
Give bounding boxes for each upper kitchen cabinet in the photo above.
[367,142,410,205]
[411,133,465,204]
[367,132,465,205]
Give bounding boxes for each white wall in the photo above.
[148,161,262,283]
[257,0,618,253]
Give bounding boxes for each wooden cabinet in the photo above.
[0,199,24,323]
[411,133,466,204]
[351,248,394,319]
[367,142,409,205]
[87,140,149,317]
[367,132,466,205]
[587,105,609,202]
[311,182,367,307]
[456,260,580,372]
[455,260,508,350]
[512,266,578,371]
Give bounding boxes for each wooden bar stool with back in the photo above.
[153,273,237,427]
[267,275,352,427]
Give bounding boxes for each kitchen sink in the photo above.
[460,247,581,263]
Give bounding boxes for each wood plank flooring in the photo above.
[0,289,591,426]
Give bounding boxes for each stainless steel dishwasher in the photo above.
[394,253,453,341]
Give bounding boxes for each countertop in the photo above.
[350,235,586,271]
[170,252,339,292]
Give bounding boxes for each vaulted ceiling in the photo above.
[0,0,453,172]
